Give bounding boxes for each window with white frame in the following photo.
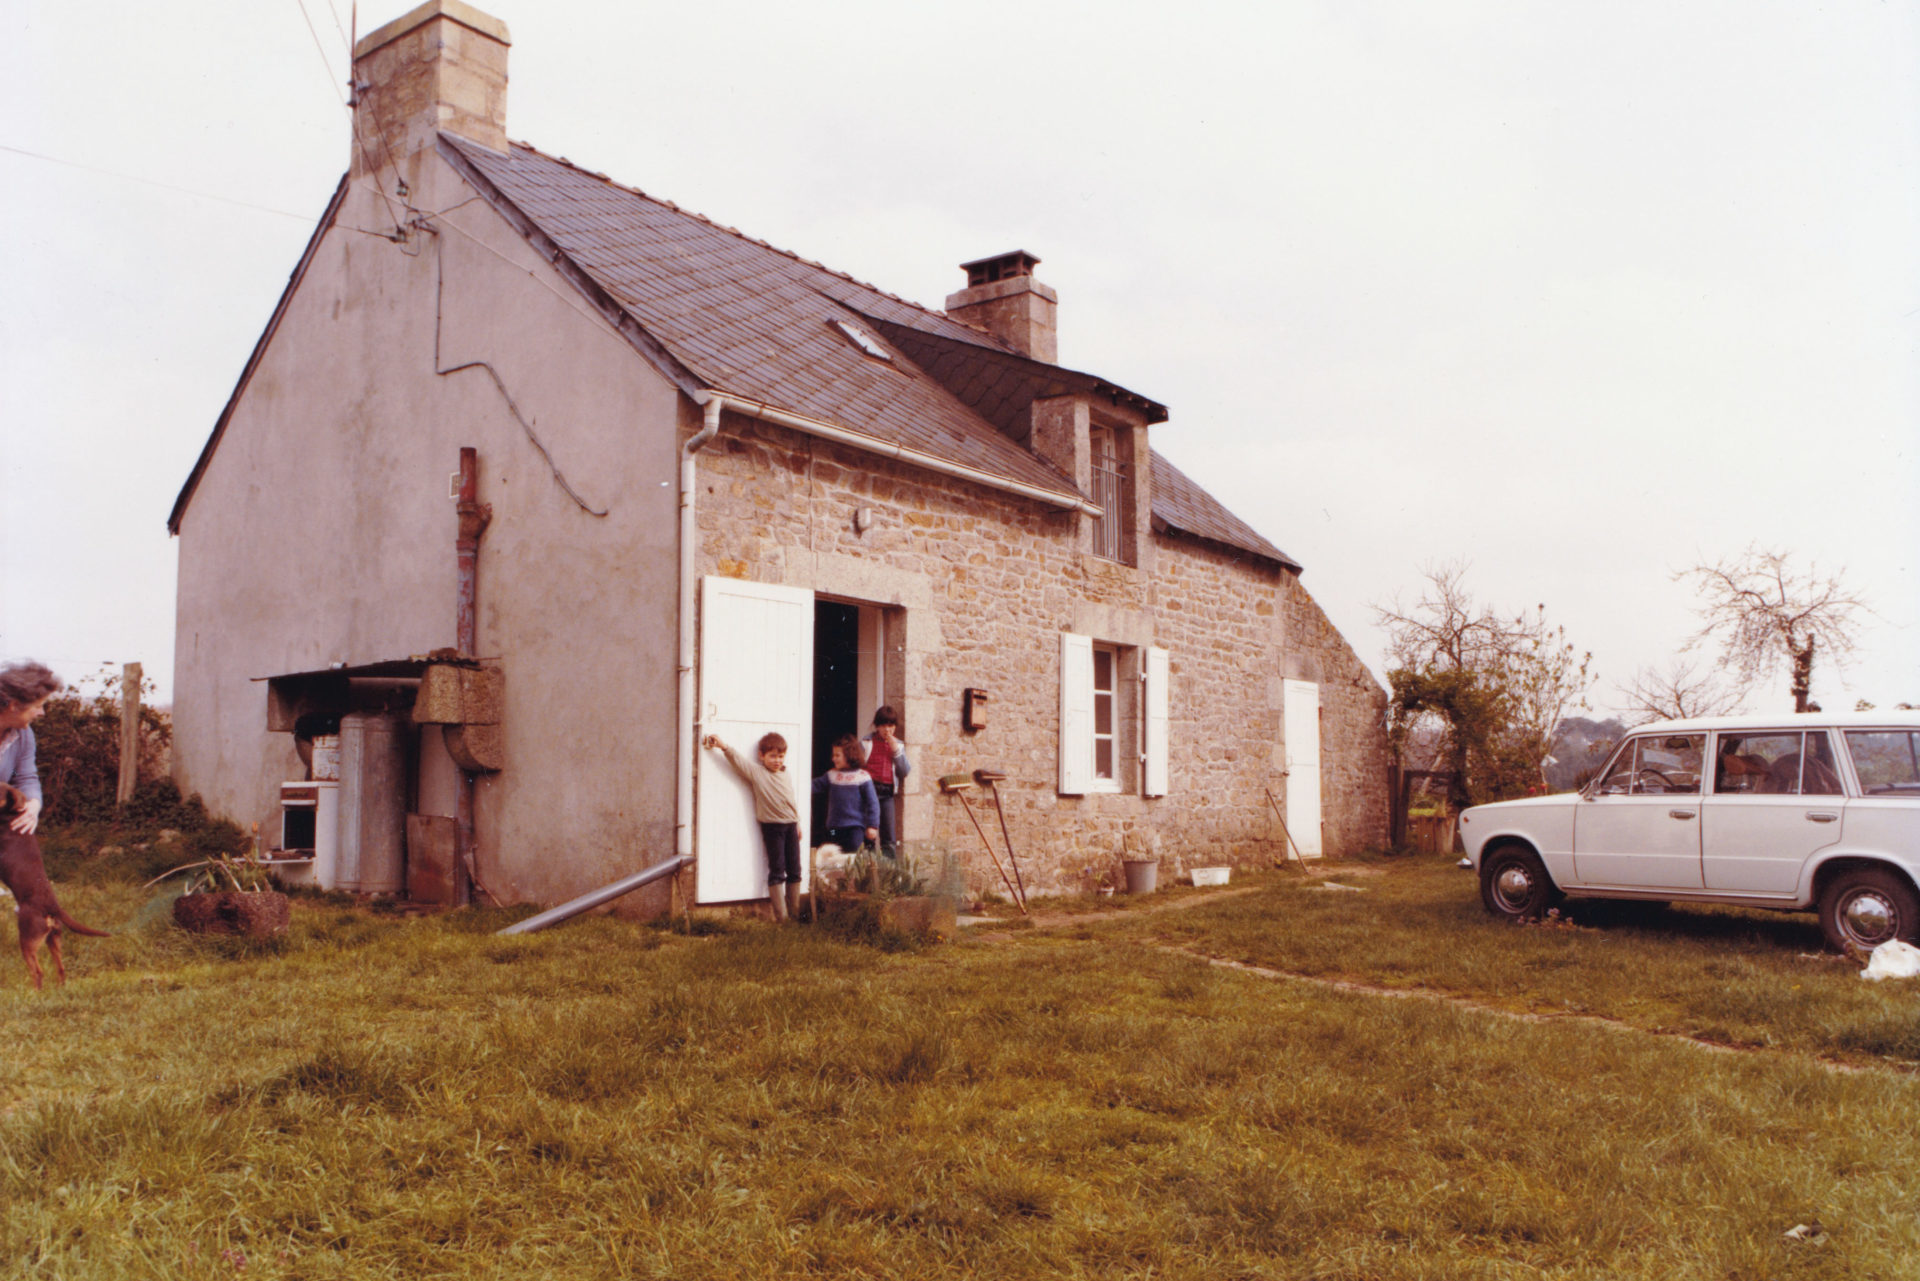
[1092,645,1118,782]
[1060,633,1168,796]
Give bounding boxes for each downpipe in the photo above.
[676,397,724,864]
[454,446,492,907]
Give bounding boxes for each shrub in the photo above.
[30,665,171,825]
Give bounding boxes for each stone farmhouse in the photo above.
[168,0,1389,914]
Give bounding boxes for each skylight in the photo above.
[831,319,893,363]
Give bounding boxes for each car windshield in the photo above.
[1845,730,1920,798]
[1594,734,1705,795]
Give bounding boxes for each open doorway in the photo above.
[811,599,886,837]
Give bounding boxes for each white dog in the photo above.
[811,843,853,891]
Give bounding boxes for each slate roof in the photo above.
[441,138,1298,571]
[1150,453,1299,571]
[172,133,1300,570]
[443,137,1132,505]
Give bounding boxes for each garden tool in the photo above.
[1265,786,1310,874]
[971,769,1029,909]
[938,773,1027,914]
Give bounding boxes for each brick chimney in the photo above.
[351,0,510,180]
[945,251,1058,363]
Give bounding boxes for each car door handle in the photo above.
[1669,810,1696,820]
[1805,811,1839,823]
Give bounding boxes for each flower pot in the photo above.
[173,891,291,938]
[1191,867,1231,887]
[1122,859,1159,894]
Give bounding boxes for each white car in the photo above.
[1459,711,1920,952]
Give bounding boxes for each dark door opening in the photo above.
[811,599,886,843]
[812,601,862,779]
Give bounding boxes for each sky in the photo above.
[3,0,1915,717]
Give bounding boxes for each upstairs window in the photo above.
[1089,426,1131,564]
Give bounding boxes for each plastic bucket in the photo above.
[1123,859,1159,894]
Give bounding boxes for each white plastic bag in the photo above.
[1860,939,1920,981]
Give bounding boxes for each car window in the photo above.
[1595,734,1704,795]
[1713,731,1843,796]
[1845,730,1920,798]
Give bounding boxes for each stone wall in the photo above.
[694,412,1389,898]
[1279,572,1393,856]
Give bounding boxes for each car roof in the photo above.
[1629,710,1920,735]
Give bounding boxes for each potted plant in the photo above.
[172,853,291,937]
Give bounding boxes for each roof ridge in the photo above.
[500,138,1003,345]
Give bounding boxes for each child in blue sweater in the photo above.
[813,735,879,852]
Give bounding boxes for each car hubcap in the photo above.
[1496,864,1533,909]
[1843,892,1897,947]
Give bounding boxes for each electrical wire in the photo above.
[291,0,346,105]
[2,142,403,245]
[289,0,406,235]
[428,212,637,354]
[322,0,352,54]
[430,228,610,518]
[0,143,318,223]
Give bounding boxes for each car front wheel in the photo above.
[1818,868,1920,954]
[1480,844,1558,921]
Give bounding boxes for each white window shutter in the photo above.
[1059,632,1094,794]
[1143,646,1170,796]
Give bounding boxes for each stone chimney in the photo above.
[351,0,510,180]
[945,251,1058,364]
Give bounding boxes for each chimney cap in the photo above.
[354,0,510,60]
[960,250,1041,288]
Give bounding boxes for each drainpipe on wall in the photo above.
[702,391,1101,517]
[676,397,724,863]
[454,446,492,906]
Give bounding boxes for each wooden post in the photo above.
[117,662,142,806]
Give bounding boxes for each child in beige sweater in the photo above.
[704,731,803,921]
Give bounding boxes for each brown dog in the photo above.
[0,784,110,988]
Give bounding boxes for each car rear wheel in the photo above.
[1818,868,1920,954]
[1480,844,1558,921]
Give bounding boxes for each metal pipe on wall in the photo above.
[703,391,1101,517]
[676,397,724,864]
[454,446,492,906]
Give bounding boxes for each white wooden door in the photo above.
[698,577,813,903]
[1282,679,1323,858]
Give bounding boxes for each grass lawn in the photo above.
[1130,856,1920,1067]
[2,862,1917,1279]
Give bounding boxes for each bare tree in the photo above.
[1678,547,1868,713]
[1617,658,1745,725]
[1376,562,1594,803]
